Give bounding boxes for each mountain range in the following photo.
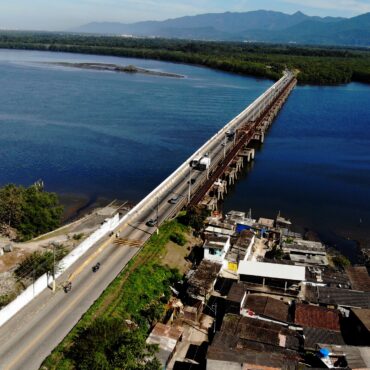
[71,10,370,47]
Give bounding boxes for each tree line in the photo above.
[1,31,370,84]
[0,183,63,241]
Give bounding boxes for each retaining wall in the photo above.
[0,213,120,327]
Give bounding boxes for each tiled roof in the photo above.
[207,332,299,370]
[243,294,290,322]
[346,266,370,291]
[303,327,345,350]
[294,303,341,331]
[221,314,301,351]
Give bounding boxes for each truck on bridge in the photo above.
[190,154,211,171]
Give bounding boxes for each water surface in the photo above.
[0,49,369,260]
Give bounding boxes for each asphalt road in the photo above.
[0,73,293,370]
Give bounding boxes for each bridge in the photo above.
[116,70,296,230]
[0,71,297,370]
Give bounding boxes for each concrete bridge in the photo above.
[118,70,297,228]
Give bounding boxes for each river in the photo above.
[0,49,369,260]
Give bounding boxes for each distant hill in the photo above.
[71,10,370,47]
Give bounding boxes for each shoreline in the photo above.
[46,62,185,79]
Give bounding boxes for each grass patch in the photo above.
[42,219,187,370]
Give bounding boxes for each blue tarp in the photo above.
[236,224,251,233]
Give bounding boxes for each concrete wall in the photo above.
[0,213,120,328]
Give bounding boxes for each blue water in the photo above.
[223,83,370,260]
[0,49,369,259]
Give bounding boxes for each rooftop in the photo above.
[351,308,370,332]
[302,327,345,350]
[238,261,306,282]
[258,217,275,228]
[203,235,229,249]
[345,266,370,291]
[289,253,328,266]
[227,281,301,304]
[207,332,299,369]
[204,225,235,236]
[220,314,301,350]
[282,240,326,254]
[317,344,370,369]
[294,303,341,331]
[304,285,370,308]
[187,260,222,297]
[242,294,290,322]
[146,323,183,367]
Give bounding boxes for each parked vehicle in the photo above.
[146,218,158,227]
[169,195,180,204]
[187,178,197,185]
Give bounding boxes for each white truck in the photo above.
[190,154,211,171]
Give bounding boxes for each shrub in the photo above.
[170,232,186,246]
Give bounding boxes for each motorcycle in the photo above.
[92,262,101,273]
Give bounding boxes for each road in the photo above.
[0,72,294,370]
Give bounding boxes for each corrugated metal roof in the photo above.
[304,286,370,308]
[238,261,305,281]
[351,308,370,332]
[346,266,370,292]
[294,303,341,331]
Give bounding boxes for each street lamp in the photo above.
[187,166,192,203]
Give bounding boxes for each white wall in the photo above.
[0,213,120,328]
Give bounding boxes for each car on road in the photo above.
[169,195,180,204]
[146,218,158,227]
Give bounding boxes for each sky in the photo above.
[1,0,370,31]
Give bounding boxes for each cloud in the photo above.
[281,0,370,14]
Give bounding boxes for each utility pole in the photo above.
[52,243,56,292]
[188,166,192,203]
[212,302,217,334]
[156,197,159,235]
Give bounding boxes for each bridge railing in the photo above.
[118,72,294,227]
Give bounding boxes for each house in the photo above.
[345,266,370,291]
[294,303,341,331]
[207,343,298,370]
[316,344,370,369]
[203,235,231,266]
[303,285,370,309]
[187,260,222,302]
[302,327,345,351]
[348,308,370,345]
[220,314,302,351]
[238,261,305,291]
[282,240,328,266]
[240,293,291,325]
[146,323,183,369]
[223,230,255,274]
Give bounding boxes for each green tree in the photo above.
[0,184,23,227]
[18,185,63,240]
[15,247,67,280]
[68,318,161,370]
[0,183,64,241]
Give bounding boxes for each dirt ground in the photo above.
[161,232,202,275]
